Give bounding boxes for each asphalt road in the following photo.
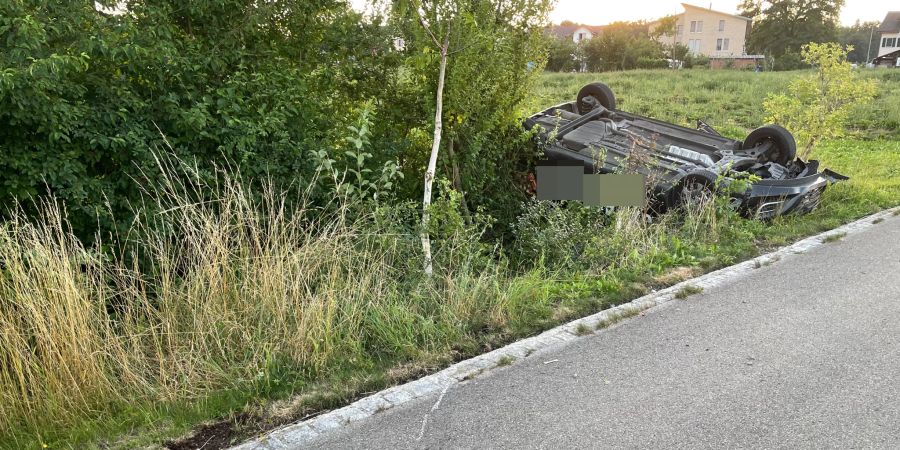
[311,215,900,449]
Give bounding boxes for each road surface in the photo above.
[310,215,900,449]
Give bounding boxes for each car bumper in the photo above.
[744,173,836,219]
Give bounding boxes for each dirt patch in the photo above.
[165,413,252,450]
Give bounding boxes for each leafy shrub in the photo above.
[765,42,878,157]
[637,57,669,69]
[512,200,610,269]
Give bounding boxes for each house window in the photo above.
[696,21,703,32]
[884,37,898,48]
[719,20,725,31]
[690,21,696,33]
[715,39,731,51]
[690,21,703,33]
[689,39,701,53]
[676,25,683,36]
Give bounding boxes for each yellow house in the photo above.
[651,3,751,57]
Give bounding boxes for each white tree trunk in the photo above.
[421,35,449,276]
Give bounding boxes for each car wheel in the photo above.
[675,177,714,210]
[577,82,617,115]
[742,125,797,165]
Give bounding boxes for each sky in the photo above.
[549,0,895,26]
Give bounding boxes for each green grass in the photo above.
[3,69,899,450]
[532,69,900,140]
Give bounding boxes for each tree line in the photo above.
[0,0,552,244]
[546,0,876,72]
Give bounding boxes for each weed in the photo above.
[596,307,641,330]
[574,323,593,336]
[462,369,486,381]
[496,355,516,367]
[674,285,704,300]
[822,232,847,243]
[873,218,884,224]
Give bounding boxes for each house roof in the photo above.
[681,3,751,21]
[878,12,900,33]
[874,49,900,62]
[548,24,605,39]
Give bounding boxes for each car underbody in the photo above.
[524,82,847,219]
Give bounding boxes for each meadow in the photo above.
[532,69,900,141]
[2,69,899,449]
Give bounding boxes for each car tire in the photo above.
[675,177,714,210]
[742,125,797,165]
[577,82,617,115]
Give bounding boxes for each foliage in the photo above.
[739,0,845,63]
[511,200,610,269]
[0,0,398,242]
[583,21,662,72]
[313,103,404,203]
[837,21,882,64]
[764,43,877,157]
[4,67,900,447]
[390,0,553,235]
[651,14,679,65]
[546,36,578,72]
[1,0,551,243]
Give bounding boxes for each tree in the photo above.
[764,42,877,158]
[740,0,845,63]
[546,37,577,72]
[651,15,679,68]
[392,0,552,274]
[838,21,882,63]
[405,1,452,276]
[584,21,662,71]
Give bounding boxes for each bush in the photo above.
[765,42,878,158]
[546,37,578,72]
[773,50,808,71]
[511,200,610,269]
[0,2,395,242]
[637,57,669,69]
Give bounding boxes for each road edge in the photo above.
[231,206,900,449]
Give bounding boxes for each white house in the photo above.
[650,3,751,57]
[874,11,900,67]
[549,24,606,44]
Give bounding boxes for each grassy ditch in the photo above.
[2,70,900,449]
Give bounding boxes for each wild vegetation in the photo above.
[2,65,898,448]
[2,1,900,449]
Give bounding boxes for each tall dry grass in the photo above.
[0,160,520,439]
[0,154,744,443]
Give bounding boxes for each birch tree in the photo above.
[393,0,552,275]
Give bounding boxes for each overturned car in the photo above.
[524,82,847,219]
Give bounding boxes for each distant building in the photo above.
[873,11,900,67]
[650,3,751,58]
[549,24,605,44]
